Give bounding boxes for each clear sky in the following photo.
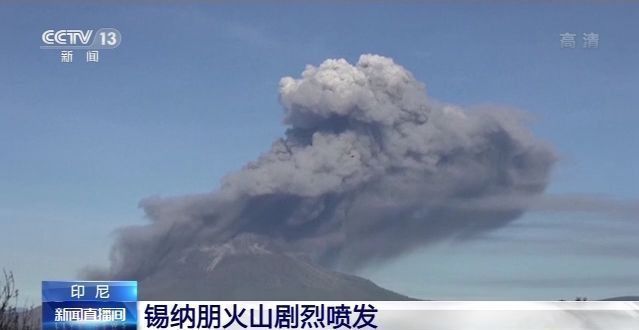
[1,2,638,302]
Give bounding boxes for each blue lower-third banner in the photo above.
[42,281,138,329]
[40,281,639,330]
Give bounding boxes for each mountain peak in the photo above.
[138,234,412,301]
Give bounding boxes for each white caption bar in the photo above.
[138,301,639,330]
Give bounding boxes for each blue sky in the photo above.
[1,2,638,302]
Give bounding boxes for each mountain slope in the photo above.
[137,234,412,301]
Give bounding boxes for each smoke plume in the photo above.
[101,55,556,280]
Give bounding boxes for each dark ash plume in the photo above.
[99,54,555,281]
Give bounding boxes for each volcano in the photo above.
[135,234,413,300]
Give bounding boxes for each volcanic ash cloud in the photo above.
[102,54,556,280]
